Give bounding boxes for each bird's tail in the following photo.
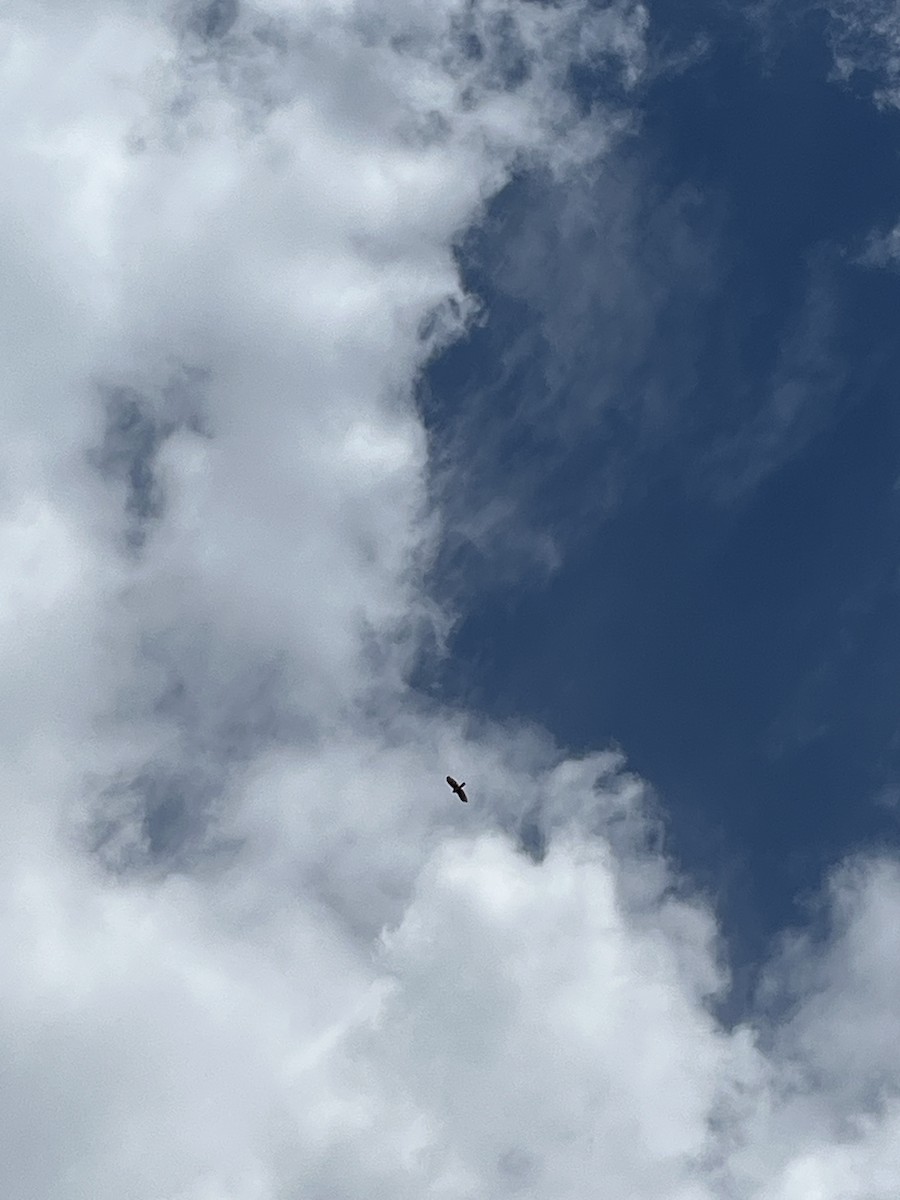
[460,782,465,788]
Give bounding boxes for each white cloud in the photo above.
[4,1,900,1198]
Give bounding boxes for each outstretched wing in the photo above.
[456,784,468,803]
[446,775,459,789]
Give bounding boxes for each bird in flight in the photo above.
[446,776,468,803]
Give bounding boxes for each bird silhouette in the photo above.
[446,775,468,803]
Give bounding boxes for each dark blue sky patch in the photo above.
[90,389,169,551]
[419,0,900,1004]
[188,0,239,41]
[84,763,243,878]
[90,374,210,553]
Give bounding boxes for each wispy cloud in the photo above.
[424,146,721,589]
[703,248,847,502]
[826,0,900,107]
[858,219,900,267]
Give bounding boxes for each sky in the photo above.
[4,1,900,1198]
[423,0,900,982]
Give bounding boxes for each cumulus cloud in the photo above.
[4,0,900,1198]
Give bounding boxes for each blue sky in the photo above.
[422,0,900,998]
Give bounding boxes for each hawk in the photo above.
[446,775,468,803]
